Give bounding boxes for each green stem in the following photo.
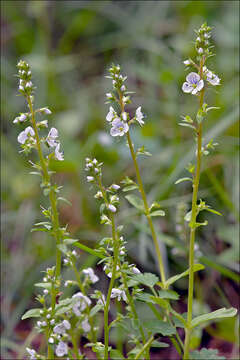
[126,131,166,285]
[134,336,154,360]
[104,214,119,360]
[183,58,205,360]
[27,96,62,358]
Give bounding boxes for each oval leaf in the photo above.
[125,194,144,211]
[22,308,41,320]
[191,307,237,328]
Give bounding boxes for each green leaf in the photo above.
[21,308,41,320]
[149,210,165,217]
[57,197,72,206]
[204,207,222,216]
[175,177,192,184]
[165,264,205,288]
[150,297,169,309]
[35,282,52,290]
[63,238,78,245]
[144,320,176,336]
[179,122,196,130]
[132,272,159,288]
[89,304,103,317]
[125,194,144,212]
[158,290,179,300]
[190,348,226,359]
[135,293,156,303]
[191,307,237,328]
[151,341,169,348]
[73,242,105,259]
[184,210,192,222]
[122,185,139,192]
[110,349,126,360]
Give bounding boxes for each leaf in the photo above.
[136,146,152,157]
[34,282,52,290]
[149,210,165,217]
[175,177,192,184]
[151,341,169,348]
[110,349,126,360]
[21,308,41,320]
[184,210,192,222]
[150,297,169,309]
[179,122,196,130]
[190,348,226,359]
[204,207,222,216]
[165,264,205,288]
[191,307,237,328]
[158,290,179,300]
[89,304,103,317]
[63,238,78,245]
[171,311,187,328]
[57,197,72,206]
[132,272,159,288]
[125,194,144,212]
[135,293,156,303]
[73,242,105,259]
[122,185,139,192]
[144,320,176,336]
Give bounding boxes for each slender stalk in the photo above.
[27,97,62,358]
[96,176,120,360]
[183,58,205,360]
[134,336,154,360]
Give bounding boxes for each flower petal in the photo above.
[182,82,193,93]
[186,72,200,84]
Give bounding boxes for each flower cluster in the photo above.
[182,24,220,96]
[105,65,145,137]
[17,60,34,95]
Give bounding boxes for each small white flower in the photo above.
[182,72,204,95]
[17,126,35,144]
[106,106,116,122]
[205,70,220,86]
[87,176,94,182]
[55,143,64,161]
[132,266,141,274]
[46,314,51,319]
[198,48,203,54]
[62,320,71,330]
[13,113,27,124]
[37,321,42,327]
[72,250,77,256]
[40,107,52,115]
[110,118,129,137]
[120,85,126,92]
[94,191,103,199]
[108,204,117,213]
[43,289,49,295]
[72,292,91,315]
[49,337,54,344]
[19,85,24,91]
[42,321,47,326]
[46,127,58,147]
[53,320,70,334]
[26,347,37,360]
[111,184,120,190]
[81,319,91,332]
[39,120,48,128]
[135,106,145,126]
[94,168,99,173]
[183,59,191,65]
[106,92,112,99]
[196,37,201,42]
[111,288,127,302]
[92,158,97,164]
[122,96,129,103]
[83,267,99,283]
[26,81,33,88]
[55,341,68,357]
[50,319,55,325]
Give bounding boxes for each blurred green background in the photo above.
[1,1,239,359]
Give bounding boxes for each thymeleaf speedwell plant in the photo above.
[15,23,237,360]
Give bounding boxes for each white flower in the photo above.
[120,85,126,92]
[72,292,91,315]
[39,120,48,128]
[26,81,33,88]
[182,72,204,95]
[110,118,129,137]
[55,341,68,357]
[198,48,203,54]
[53,320,70,334]
[49,337,54,344]
[132,266,141,274]
[111,288,127,302]
[106,92,112,99]
[81,319,91,332]
[26,347,37,360]
[106,106,116,122]
[111,184,120,190]
[55,143,64,161]
[46,127,58,147]
[121,112,127,121]
[17,126,35,144]
[204,68,220,86]
[135,106,145,126]
[183,59,191,65]
[83,267,99,283]
[40,107,52,115]
[13,113,27,124]
[87,176,94,182]
[108,204,117,213]
[94,191,103,199]
[43,289,49,295]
